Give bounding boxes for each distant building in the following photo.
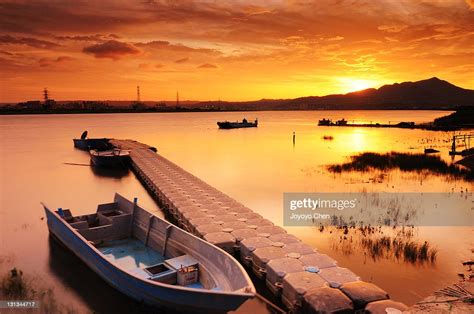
[82,101,110,110]
[62,102,83,110]
[18,100,42,110]
[44,99,57,109]
[131,102,146,110]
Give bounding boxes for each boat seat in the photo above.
[69,221,88,230]
[165,255,199,270]
[60,209,73,221]
[130,267,153,279]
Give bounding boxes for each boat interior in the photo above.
[57,197,224,290]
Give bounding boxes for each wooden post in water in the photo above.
[451,135,456,155]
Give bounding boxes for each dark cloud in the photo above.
[136,40,220,55]
[38,56,73,67]
[55,34,120,42]
[83,40,141,60]
[0,34,60,49]
[198,63,218,68]
[138,62,152,69]
[174,57,189,63]
[0,50,14,56]
[56,34,103,41]
[138,62,165,70]
[0,1,149,34]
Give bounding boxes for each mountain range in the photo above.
[198,77,474,110]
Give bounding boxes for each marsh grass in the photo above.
[328,225,438,264]
[0,267,76,313]
[328,152,473,181]
[1,268,28,298]
[362,236,437,263]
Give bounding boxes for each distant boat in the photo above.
[73,130,111,151]
[318,118,348,126]
[90,148,130,168]
[217,118,258,129]
[424,148,440,154]
[318,118,333,126]
[42,193,254,312]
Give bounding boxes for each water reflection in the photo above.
[90,163,130,178]
[324,226,438,264]
[1,110,471,309]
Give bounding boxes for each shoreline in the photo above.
[0,107,460,116]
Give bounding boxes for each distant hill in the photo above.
[3,77,473,111]
[198,77,474,110]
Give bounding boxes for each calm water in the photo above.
[0,110,472,312]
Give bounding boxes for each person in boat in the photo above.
[242,118,248,123]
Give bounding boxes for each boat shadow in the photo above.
[47,236,179,314]
[89,163,130,178]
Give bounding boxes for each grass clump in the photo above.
[1,268,28,298]
[1,267,76,313]
[328,151,473,181]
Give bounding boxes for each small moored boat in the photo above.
[424,148,440,154]
[217,118,258,129]
[42,193,255,312]
[73,130,111,151]
[90,148,130,168]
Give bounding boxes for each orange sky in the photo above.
[0,0,473,102]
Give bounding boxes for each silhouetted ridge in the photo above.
[197,77,474,110]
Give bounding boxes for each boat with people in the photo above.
[90,148,130,168]
[318,118,333,126]
[73,130,111,151]
[42,193,255,312]
[217,118,258,129]
[318,118,348,126]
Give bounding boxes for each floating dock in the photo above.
[110,139,406,313]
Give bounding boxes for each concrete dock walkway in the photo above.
[111,139,406,313]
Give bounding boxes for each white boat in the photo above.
[42,193,255,312]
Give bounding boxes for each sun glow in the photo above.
[338,78,378,93]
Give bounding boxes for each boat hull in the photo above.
[44,203,252,312]
[217,122,258,129]
[73,138,111,151]
[90,154,130,168]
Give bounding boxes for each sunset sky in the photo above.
[0,0,473,102]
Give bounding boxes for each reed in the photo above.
[1,268,27,298]
[328,152,473,181]
[1,267,76,313]
[326,226,437,264]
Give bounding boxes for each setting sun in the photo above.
[338,78,379,93]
